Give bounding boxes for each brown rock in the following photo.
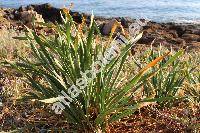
[175,38,186,45]
[19,10,44,28]
[163,32,174,39]
[191,29,200,35]
[151,23,163,30]
[181,34,200,42]
[169,30,179,38]
[137,35,155,44]
[18,6,26,12]
[187,42,200,51]
[169,25,186,37]
[102,19,119,35]
[31,3,61,22]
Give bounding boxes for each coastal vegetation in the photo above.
[0,4,199,133]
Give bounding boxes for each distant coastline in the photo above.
[1,0,200,23]
[0,3,200,51]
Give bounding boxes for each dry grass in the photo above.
[0,28,31,61]
[0,27,199,132]
[0,28,31,100]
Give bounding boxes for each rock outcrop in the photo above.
[18,10,44,28]
[1,3,200,51]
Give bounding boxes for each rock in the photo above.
[190,29,200,35]
[137,35,155,44]
[169,30,179,38]
[187,42,200,51]
[181,34,200,42]
[27,5,34,11]
[31,3,82,23]
[143,25,151,30]
[30,3,61,22]
[169,25,186,37]
[19,10,44,28]
[143,27,153,35]
[70,11,83,24]
[175,38,186,45]
[18,6,26,12]
[102,19,119,35]
[120,17,129,28]
[151,23,163,30]
[98,23,105,33]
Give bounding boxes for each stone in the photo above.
[169,25,186,37]
[137,35,155,44]
[18,6,26,12]
[31,3,61,22]
[98,23,105,33]
[191,29,200,35]
[70,11,83,24]
[120,17,129,28]
[181,33,200,42]
[102,19,119,35]
[175,38,186,45]
[169,30,179,38]
[187,42,200,51]
[151,23,163,30]
[19,10,44,28]
[27,5,34,11]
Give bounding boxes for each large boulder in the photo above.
[19,10,44,28]
[29,3,61,22]
[17,4,83,24]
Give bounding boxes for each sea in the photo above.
[1,0,200,23]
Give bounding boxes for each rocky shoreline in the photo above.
[0,3,200,51]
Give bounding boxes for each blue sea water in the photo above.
[1,0,200,23]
